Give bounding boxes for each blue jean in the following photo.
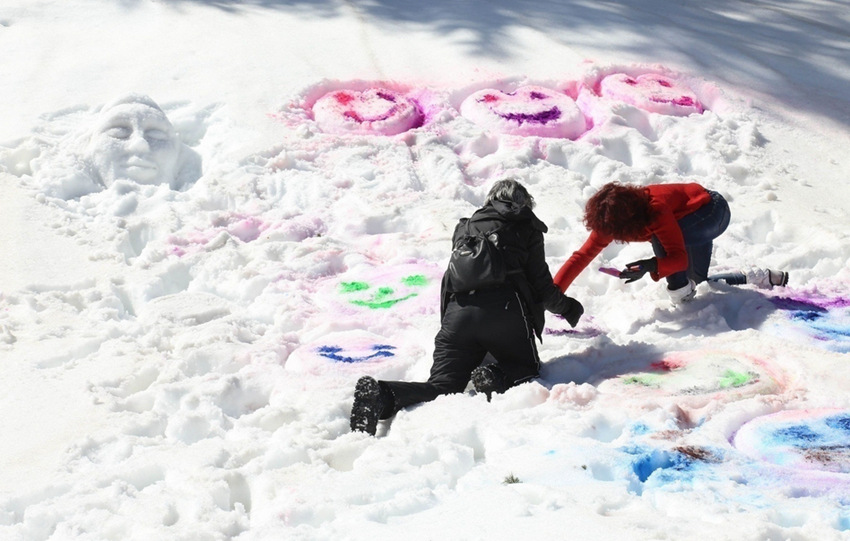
[651,191,730,290]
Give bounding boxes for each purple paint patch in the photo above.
[544,327,603,338]
[500,106,562,125]
[650,96,696,106]
[376,91,397,102]
[343,110,363,122]
[655,79,672,88]
[529,91,548,100]
[625,78,638,85]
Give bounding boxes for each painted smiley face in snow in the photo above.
[734,409,850,474]
[459,85,587,138]
[312,88,424,135]
[598,350,782,398]
[599,73,704,116]
[339,274,429,309]
[285,330,407,374]
[770,296,850,353]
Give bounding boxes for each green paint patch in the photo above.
[718,370,754,388]
[340,281,370,293]
[402,274,428,287]
[622,373,662,387]
[339,275,428,310]
[350,293,418,309]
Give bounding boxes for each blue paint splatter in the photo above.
[826,415,850,432]
[791,311,824,322]
[316,344,396,363]
[773,424,822,446]
[631,423,651,435]
[631,449,692,482]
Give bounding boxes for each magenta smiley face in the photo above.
[312,88,424,135]
[459,85,587,139]
[599,73,704,116]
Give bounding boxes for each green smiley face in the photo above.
[339,274,429,309]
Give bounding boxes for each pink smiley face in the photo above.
[599,73,704,116]
[312,88,424,135]
[459,85,587,139]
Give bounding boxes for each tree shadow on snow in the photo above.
[146,0,850,129]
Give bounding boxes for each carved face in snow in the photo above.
[459,85,587,138]
[86,97,181,187]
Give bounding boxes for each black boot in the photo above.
[350,376,392,436]
[471,364,507,402]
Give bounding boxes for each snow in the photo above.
[2,0,850,539]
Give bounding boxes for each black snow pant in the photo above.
[379,286,540,419]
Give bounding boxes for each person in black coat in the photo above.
[350,179,584,435]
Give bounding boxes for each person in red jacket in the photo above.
[554,181,786,303]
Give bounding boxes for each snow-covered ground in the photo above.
[2,1,850,539]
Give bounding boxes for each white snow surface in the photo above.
[2,1,850,539]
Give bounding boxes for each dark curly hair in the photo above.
[584,182,656,241]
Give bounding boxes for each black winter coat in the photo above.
[440,200,578,340]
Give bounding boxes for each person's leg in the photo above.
[676,191,731,284]
[471,290,541,396]
[382,295,486,413]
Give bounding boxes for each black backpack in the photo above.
[446,219,512,293]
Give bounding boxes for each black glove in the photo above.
[619,258,658,284]
[561,297,584,328]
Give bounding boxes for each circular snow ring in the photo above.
[459,85,587,138]
[734,408,850,474]
[312,88,423,135]
[599,73,704,116]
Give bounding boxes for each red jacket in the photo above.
[554,183,711,291]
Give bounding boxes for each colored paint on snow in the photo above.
[460,85,587,138]
[339,275,428,309]
[340,281,370,293]
[622,373,662,387]
[718,370,754,388]
[499,106,562,125]
[316,344,396,363]
[401,274,428,287]
[599,72,704,115]
[334,92,354,105]
[312,87,424,135]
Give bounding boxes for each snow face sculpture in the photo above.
[599,73,704,116]
[86,94,198,189]
[312,88,424,135]
[459,85,587,138]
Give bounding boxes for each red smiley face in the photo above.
[599,73,704,115]
[312,88,424,135]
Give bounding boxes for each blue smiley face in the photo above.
[315,344,396,363]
